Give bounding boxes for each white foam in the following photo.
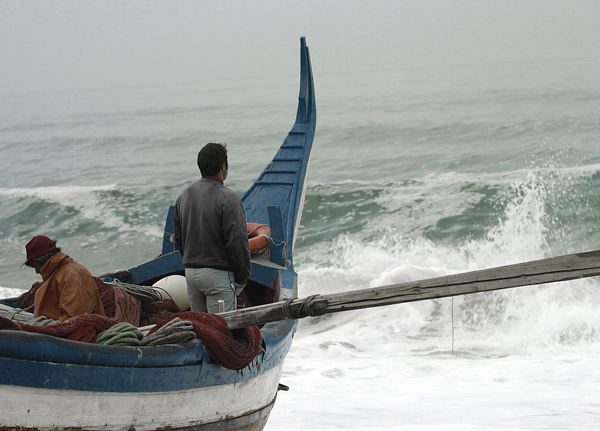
[0,286,24,298]
[270,167,600,430]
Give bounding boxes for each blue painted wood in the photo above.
[242,37,316,284]
[248,261,281,292]
[0,320,296,392]
[125,250,183,285]
[161,205,177,255]
[267,206,286,266]
[0,330,204,367]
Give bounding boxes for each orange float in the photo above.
[247,223,270,254]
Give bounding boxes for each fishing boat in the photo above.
[0,36,316,431]
[4,34,600,431]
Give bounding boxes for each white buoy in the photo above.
[152,275,190,311]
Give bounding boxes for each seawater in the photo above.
[1,56,600,430]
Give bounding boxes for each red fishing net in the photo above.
[148,311,263,371]
[4,279,263,370]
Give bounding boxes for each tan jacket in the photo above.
[33,251,105,321]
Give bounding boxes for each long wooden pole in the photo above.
[222,250,600,330]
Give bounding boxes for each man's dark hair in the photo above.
[197,143,228,176]
[25,240,61,268]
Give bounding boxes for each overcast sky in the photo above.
[1,1,599,95]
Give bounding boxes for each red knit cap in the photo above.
[20,235,57,267]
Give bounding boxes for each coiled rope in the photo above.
[140,317,197,346]
[96,322,144,346]
[106,280,162,303]
[27,316,60,326]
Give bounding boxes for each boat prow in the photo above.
[0,37,316,431]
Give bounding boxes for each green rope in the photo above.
[27,316,60,326]
[140,317,197,346]
[26,314,196,347]
[106,280,162,303]
[96,322,144,346]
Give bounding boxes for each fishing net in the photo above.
[14,282,40,313]
[140,298,182,326]
[95,279,142,326]
[147,311,263,370]
[4,313,115,343]
[2,278,263,370]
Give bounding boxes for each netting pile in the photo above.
[0,313,114,343]
[15,278,181,328]
[1,277,263,370]
[149,312,262,370]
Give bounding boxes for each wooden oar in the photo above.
[222,250,600,330]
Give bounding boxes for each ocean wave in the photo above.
[295,163,600,353]
[0,286,25,297]
[0,184,117,198]
[0,184,164,238]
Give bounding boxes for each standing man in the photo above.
[173,143,251,313]
[21,235,105,321]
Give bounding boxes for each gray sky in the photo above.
[1,0,599,95]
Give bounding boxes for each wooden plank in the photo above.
[222,250,600,329]
[0,304,34,323]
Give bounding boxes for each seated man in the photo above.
[21,235,105,321]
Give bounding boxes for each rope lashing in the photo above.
[2,306,21,320]
[247,223,271,256]
[281,295,320,319]
[247,224,268,236]
[270,237,289,264]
